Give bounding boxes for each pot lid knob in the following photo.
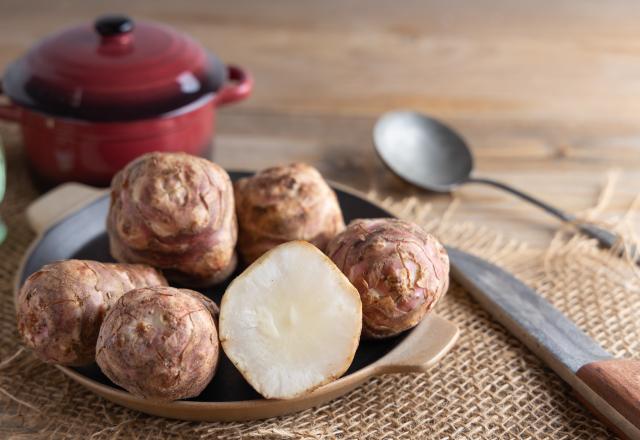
[94,15,134,37]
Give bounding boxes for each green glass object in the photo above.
[0,139,6,244]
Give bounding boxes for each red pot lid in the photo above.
[2,15,226,121]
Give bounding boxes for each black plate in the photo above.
[19,172,405,402]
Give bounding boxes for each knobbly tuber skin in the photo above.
[96,286,219,402]
[108,152,238,286]
[16,260,167,366]
[234,163,345,263]
[326,218,449,338]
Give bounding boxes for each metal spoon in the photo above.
[373,110,624,252]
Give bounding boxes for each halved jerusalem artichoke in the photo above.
[219,241,362,399]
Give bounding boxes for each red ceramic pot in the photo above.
[0,15,252,185]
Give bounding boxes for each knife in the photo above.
[446,246,640,440]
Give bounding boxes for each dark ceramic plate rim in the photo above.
[14,172,416,407]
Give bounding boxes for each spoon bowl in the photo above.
[373,110,473,192]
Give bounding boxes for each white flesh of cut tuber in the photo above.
[219,241,362,399]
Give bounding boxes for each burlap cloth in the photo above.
[1,133,637,439]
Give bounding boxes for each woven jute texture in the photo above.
[1,134,637,439]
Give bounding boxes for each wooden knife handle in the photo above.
[576,359,640,439]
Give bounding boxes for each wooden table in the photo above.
[2,0,640,246]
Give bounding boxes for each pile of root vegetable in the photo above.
[15,152,450,401]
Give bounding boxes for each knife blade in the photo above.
[446,246,640,440]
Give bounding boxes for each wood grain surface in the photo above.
[1,0,640,246]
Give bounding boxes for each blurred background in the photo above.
[2,4,640,438]
[1,0,639,245]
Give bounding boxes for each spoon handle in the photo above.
[466,176,633,256]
